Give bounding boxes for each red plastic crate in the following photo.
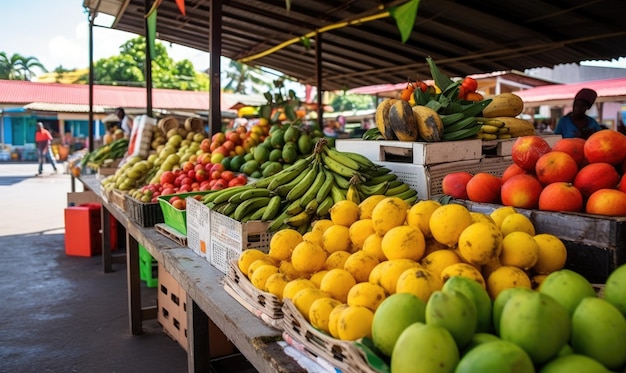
[64,203,102,257]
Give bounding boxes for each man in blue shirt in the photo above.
[554,88,602,139]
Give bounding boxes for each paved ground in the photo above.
[0,163,188,372]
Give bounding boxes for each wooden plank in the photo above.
[161,248,306,373]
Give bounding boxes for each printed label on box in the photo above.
[186,197,210,260]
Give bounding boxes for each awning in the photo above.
[516,77,626,107]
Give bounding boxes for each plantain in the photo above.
[239,187,273,201]
[299,164,327,207]
[247,206,267,221]
[262,195,282,221]
[286,165,318,201]
[412,105,444,142]
[365,173,397,186]
[343,151,376,170]
[208,185,254,205]
[316,195,334,217]
[284,211,312,228]
[267,210,290,233]
[330,182,347,204]
[322,153,360,179]
[304,199,319,215]
[275,164,314,197]
[316,168,335,203]
[346,183,361,204]
[357,180,390,196]
[323,145,362,171]
[285,199,304,216]
[265,157,313,190]
[386,182,411,196]
[375,98,398,140]
[482,93,524,118]
[389,99,419,141]
[392,188,418,200]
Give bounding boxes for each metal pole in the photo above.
[316,32,323,128]
[209,0,222,136]
[88,10,95,152]
[144,0,153,117]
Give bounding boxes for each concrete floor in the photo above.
[0,164,189,372]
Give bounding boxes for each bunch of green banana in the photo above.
[474,117,511,140]
[83,138,129,169]
[199,138,419,233]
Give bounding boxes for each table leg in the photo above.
[102,207,113,273]
[187,298,210,373]
[127,232,143,335]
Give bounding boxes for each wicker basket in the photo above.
[223,259,283,328]
[184,117,204,133]
[282,299,377,373]
[158,116,180,134]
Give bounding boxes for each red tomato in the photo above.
[462,77,478,92]
[211,170,222,180]
[160,171,176,185]
[221,170,235,182]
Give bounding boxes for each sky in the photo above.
[1,0,625,80]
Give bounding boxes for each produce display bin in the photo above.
[482,134,562,156]
[139,244,158,288]
[335,138,483,165]
[125,195,164,227]
[157,191,212,235]
[455,200,626,283]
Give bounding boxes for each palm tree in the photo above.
[0,52,47,80]
[222,59,272,94]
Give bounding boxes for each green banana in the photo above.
[267,211,290,233]
[249,206,267,221]
[262,195,282,222]
[222,202,238,217]
[275,165,314,197]
[346,184,361,204]
[232,197,271,221]
[304,199,318,215]
[316,195,334,217]
[357,180,390,196]
[323,145,362,170]
[386,182,410,196]
[299,164,326,207]
[207,185,253,205]
[330,183,347,204]
[322,152,360,179]
[316,168,334,203]
[286,165,318,202]
[442,124,482,141]
[331,172,351,190]
[343,151,376,170]
[404,196,419,206]
[365,173,397,185]
[284,211,312,227]
[440,112,465,126]
[286,199,304,216]
[227,189,249,204]
[365,166,392,178]
[239,187,273,200]
[392,188,418,200]
[443,117,477,133]
[387,179,404,189]
[266,157,312,190]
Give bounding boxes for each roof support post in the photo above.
[88,8,95,152]
[209,0,222,137]
[144,0,153,117]
[316,32,323,127]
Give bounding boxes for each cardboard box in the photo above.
[336,138,483,165]
[186,198,273,274]
[67,191,99,207]
[484,134,563,156]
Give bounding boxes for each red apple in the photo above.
[195,169,209,182]
[500,174,543,209]
[534,151,579,185]
[511,135,552,171]
[466,172,502,203]
[501,163,527,184]
[573,162,620,198]
[584,129,626,165]
[551,137,587,168]
[586,189,626,216]
[441,171,473,199]
[538,182,583,212]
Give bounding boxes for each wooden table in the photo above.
[78,176,305,373]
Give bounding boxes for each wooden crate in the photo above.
[455,200,626,283]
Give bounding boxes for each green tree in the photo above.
[94,36,208,90]
[329,91,377,112]
[222,59,272,94]
[0,52,47,80]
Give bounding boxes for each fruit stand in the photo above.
[69,64,626,372]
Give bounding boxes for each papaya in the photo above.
[389,100,419,141]
[482,93,524,118]
[375,98,398,140]
[412,105,444,142]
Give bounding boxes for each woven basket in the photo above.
[158,116,180,134]
[184,117,204,133]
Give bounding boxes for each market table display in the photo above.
[76,175,306,373]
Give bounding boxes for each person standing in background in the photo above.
[35,122,57,175]
[554,88,602,139]
[116,107,133,138]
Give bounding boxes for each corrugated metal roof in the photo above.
[83,0,626,92]
[0,80,265,112]
[515,77,626,106]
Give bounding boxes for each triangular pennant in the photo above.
[175,0,186,16]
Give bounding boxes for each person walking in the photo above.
[115,107,133,138]
[35,122,57,175]
[554,88,602,139]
